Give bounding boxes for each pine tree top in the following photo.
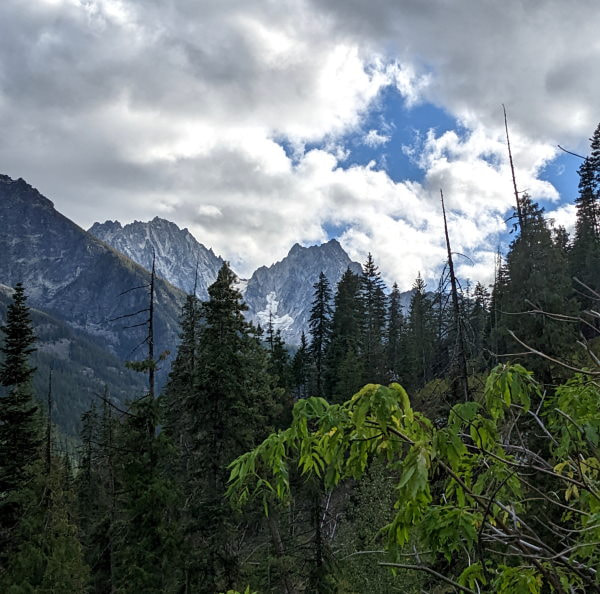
[0,283,37,387]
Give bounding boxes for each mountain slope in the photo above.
[244,240,363,344]
[88,217,368,345]
[0,285,146,436]
[0,174,184,379]
[89,218,224,299]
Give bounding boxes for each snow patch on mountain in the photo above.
[256,291,295,332]
[244,239,363,344]
[235,278,249,295]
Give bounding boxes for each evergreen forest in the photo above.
[2,123,600,593]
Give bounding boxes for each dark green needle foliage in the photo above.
[0,283,42,564]
[308,271,333,397]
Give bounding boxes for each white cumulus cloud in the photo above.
[0,0,598,291]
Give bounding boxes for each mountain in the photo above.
[243,240,363,344]
[89,218,224,299]
[0,285,145,437]
[87,214,414,345]
[0,174,184,397]
[88,218,367,344]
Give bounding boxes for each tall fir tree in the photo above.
[0,283,42,564]
[589,121,600,192]
[570,156,600,326]
[0,286,89,591]
[359,254,387,384]
[162,292,202,477]
[405,274,436,392]
[292,331,311,399]
[466,281,491,371]
[1,453,90,593]
[324,268,364,402]
[385,282,407,384]
[308,272,333,397]
[112,394,181,594]
[76,398,119,594]
[498,194,577,382]
[269,329,292,392]
[180,263,284,592]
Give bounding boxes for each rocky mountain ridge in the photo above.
[88,216,368,344]
[244,240,363,344]
[89,218,224,300]
[0,174,184,375]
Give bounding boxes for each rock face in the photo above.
[89,218,224,300]
[0,174,184,370]
[243,240,363,344]
[88,216,367,345]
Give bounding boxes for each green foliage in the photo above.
[292,331,311,398]
[360,253,387,385]
[112,394,182,594]
[1,459,90,593]
[0,288,146,437]
[495,194,578,382]
[385,282,407,385]
[335,461,422,593]
[309,271,333,397]
[324,268,364,402]
[162,262,287,592]
[0,283,43,567]
[405,274,436,392]
[228,363,600,592]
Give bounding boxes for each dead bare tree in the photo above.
[503,104,525,232]
[440,189,469,401]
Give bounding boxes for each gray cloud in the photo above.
[308,0,600,144]
[1,0,598,287]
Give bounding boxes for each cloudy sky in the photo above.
[1,0,599,288]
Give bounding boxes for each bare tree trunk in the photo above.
[503,105,524,231]
[440,190,469,401]
[45,367,53,474]
[148,251,155,399]
[268,510,297,594]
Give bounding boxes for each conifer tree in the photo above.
[324,268,364,402]
[499,194,577,382]
[269,329,292,392]
[405,274,436,391]
[1,454,90,593]
[76,402,99,551]
[308,272,333,397]
[553,225,570,258]
[112,394,180,594]
[0,283,89,590]
[76,398,118,594]
[589,121,600,190]
[385,282,406,384]
[360,253,387,384]
[292,331,311,399]
[265,310,275,352]
[467,281,491,371]
[487,255,510,366]
[0,283,42,563]
[570,157,600,324]
[182,263,284,592]
[162,292,201,461]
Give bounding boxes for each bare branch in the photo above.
[507,330,600,376]
[118,283,150,296]
[378,562,478,594]
[557,145,586,160]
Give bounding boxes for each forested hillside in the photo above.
[1,123,600,592]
